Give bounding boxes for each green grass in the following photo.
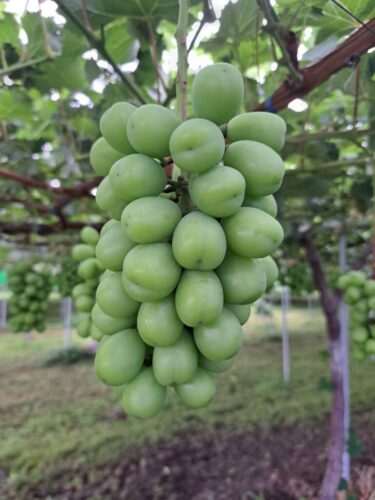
[0,306,374,489]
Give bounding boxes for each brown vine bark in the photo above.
[256,18,375,112]
[0,168,101,197]
[299,230,345,500]
[0,220,102,235]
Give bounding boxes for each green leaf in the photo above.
[104,19,139,64]
[316,377,333,392]
[62,0,191,27]
[0,90,32,121]
[134,49,155,87]
[201,0,259,63]
[33,56,88,91]
[60,27,88,58]
[347,427,364,458]
[23,13,60,57]
[305,140,339,162]
[219,0,259,42]
[0,12,20,51]
[85,59,101,82]
[282,173,332,199]
[71,116,98,140]
[338,478,348,492]
[101,82,134,108]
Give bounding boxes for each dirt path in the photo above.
[3,413,374,500]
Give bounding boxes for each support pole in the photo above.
[339,233,350,485]
[268,293,276,337]
[281,286,290,383]
[307,293,313,319]
[0,285,7,329]
[62,297,73,349]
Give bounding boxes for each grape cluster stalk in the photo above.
[88,63,286,418]
[337,271,375,359]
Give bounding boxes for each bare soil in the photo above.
[3,413,374,500]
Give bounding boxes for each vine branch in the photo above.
[257,0,302,82]
[0,55,51,78]
[0,220,102,235]
[0,168,101,197]
[286,127,375,144]
[256,17,375,112]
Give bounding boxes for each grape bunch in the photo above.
[337,271,375,359]
[58,256,80,298]
[8,261,52,333]
[89,62,285,419]
[72,226,103,340]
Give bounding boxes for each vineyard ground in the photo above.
[0,306,374,499]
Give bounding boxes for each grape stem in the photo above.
[175,0,193,214]
[176,0,189,121]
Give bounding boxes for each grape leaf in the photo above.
[0,12,20,51]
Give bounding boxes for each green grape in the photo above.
[96,222,136,272]
[72,244,96,262]
[188,166,245,218]
[123,244,181,301]
[96,272,140,319]
[172,211,227,271]
[224,141,285,197]
[175,271,223,327]
[137,295,183,347]
[221,207,284,259]
[152,330,198,385]
[127,104,181,159]
[109,154,166,202]
[193,308,243,361]
[75,295,95,313]
[89,137,123,176]
[95,329,145,386]
[216,252,267,304]
[122,367,167,418]
[175,367,215,408]
[169,118,225,173]
[80,227,99,246]
[96,177,128,220]
[199,355,234,373]
[261,256,279,291]
[191,63,244,125]
[227,112,286,152]
[77,258,101,280]
[225,303,251,325]
[243,195,277,218]
[77,314,91,338]
[91,303,136,335]
[121,197,182,243]
[99,102,136,154]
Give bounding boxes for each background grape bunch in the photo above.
[58,256,80,298]
[72,227,102,340]
[89,63,286,419]
[8,261,52,333]
[337,271,375,359]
